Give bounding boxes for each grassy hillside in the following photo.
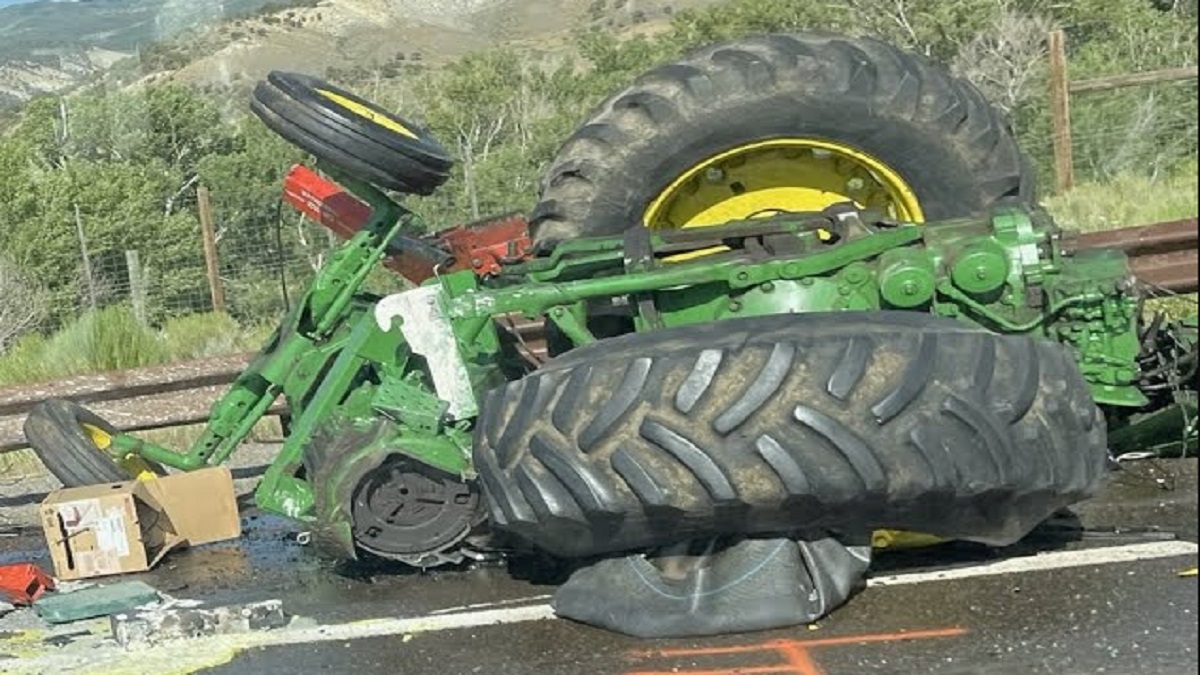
[0,0,710,112]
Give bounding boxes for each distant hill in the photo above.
[0,0,311,61]
[0,0,718,111]
[0,0,317,107]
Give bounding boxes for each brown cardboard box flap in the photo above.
[139,466,242,546]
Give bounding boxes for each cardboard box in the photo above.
[40,467,242,581]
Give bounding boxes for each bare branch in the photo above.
[164,174,200,217]
[952,10,1055,112]
[0,257,49,352]
[844,0,926,54]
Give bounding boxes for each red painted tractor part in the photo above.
[282,164,533,284]
[282,164,372,237]
[438,212,534,279]
[0,562,55,605]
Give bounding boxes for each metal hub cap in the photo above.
[350,457,481,565]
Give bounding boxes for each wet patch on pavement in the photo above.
[0,459,1194,674]
[202,553,1199,675]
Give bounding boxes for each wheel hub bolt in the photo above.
[704,167,725,182]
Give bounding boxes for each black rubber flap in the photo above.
[552,532,872,638]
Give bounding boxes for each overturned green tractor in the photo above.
[25,34,1197,609]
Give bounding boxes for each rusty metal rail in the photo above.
[0,353,263,453]
[1071,218,1199,294]
[0,353,253,417]
[0,316,545,454]
[1,218,1194,455]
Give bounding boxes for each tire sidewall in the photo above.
[251,74,452,195]
[267,71,452,169]
[577,96,996,233]
[251,86,447,194]
[24,399,130,486]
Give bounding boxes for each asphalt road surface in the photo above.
[2,459,1196,675]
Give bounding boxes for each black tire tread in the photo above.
[23,399,154,487]
[250,72,452,195]
[473,312,1107,557]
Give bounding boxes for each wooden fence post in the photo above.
[73,202,98,311]
[196,186,226,314]
[1048,29,1075,193]
[125,249,147,325]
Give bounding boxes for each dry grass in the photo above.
[1043,165,1198,233]
[1044,165,1198,320]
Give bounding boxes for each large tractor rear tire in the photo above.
[472,312,1108,558]
[530,32,1035,243]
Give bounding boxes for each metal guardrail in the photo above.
[1071,218,1199,294]
[0,353,259,452]
[0,219,1194,454]
[0,316,548,454]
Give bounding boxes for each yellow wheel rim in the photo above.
[315,89,420,140]
[643,138,924,246]
[81,423,158,482]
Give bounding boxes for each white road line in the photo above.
[254,540,1199,646]
[272,603,559,645]
[10,540,1198,674]
[428,594,554,615]
[866,540,1199,587]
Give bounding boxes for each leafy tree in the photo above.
[0,0,1193,340]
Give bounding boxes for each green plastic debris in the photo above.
[33,581,160,625]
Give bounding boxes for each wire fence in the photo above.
[74,117,1194,331]
[53,119,1200,333]
[57,200,345,327]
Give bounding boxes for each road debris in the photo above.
[33,580,160,624]
[553,533,871,638]
[38,467,241,581]
[11,31,1198,644]
[0,563,54,605]
[110,598,289,649]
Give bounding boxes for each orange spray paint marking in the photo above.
[626,627,969,675]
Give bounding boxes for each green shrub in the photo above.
[0,332,51,384]
[160,311,244,359]
[0,305,164,384]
